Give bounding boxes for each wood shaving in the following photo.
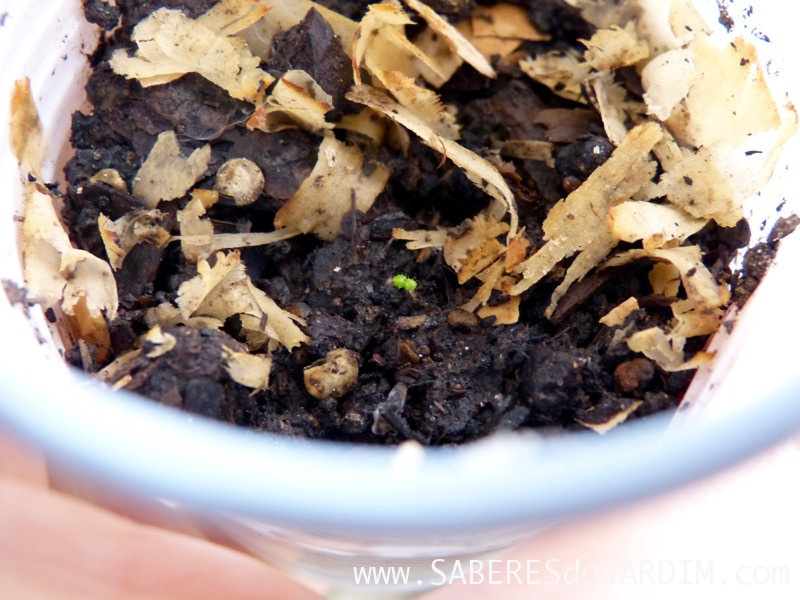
[168,251,308,351]
[519,50,591,103]
[141,325,178,359]
[670,299,723,339]
[576,400,643,435]
[477,295,520,326]
[504,234,531,271]
[498,141,555,167]
[176,190,218,262]
[666,35,779,149]
[641,48,698,121]
[337,109,388,143]
[249,70,334,134]
[402,0,496,79]
[347,85,519,240]
[354,4,445,88]
[392,228,447,251]
[648,263,681,297]
[98,210,170,270]
[606,244,729,310]
[274,134,390,241]
[462,261,504,313]
[627,327,713,372]
[222,347,272,391]
[510,122,663,310]
[443,214,509,284]
[241,0,357,61]
[471,4,550,43]
[181,230,301,259]
[9,78,45,177]
[110,8,273,101]
[89,168,128,193]
[22,183,118,322]
[196,0,270,36]
[132,131,211,209]
[584,73,631,146]
[456,20,523,63]
[370,69,460,139]
[607,201,707,251]
[413,25,464,88]
[599,297,640,328]
[581,22,649,72]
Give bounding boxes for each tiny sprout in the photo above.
[392,274,418,292]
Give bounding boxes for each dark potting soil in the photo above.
[64,0,774,445]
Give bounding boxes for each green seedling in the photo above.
[392,274,418,292]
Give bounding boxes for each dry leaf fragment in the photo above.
[133,131,211,209]
[402,0,496,79]
[222,347,272,391]
[581,22,649,72]
[599,297,640,328]
[9,78,45,177]
[347,85,518,240]
[274,134,390,241]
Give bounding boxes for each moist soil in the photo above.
[63,0,787,445]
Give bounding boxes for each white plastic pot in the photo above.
[1,0,799,593]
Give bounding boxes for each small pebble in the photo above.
[614,358,655,393]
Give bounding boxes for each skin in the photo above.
[0,426,321,600]
[2,424,798,598]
